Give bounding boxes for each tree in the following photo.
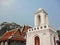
[0,22,22,36]
[57,30,60,38]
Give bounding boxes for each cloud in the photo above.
[0,0,15,7]
[0,0,16,16]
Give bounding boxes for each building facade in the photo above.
[0,8,59,45]
[26,8,58,45]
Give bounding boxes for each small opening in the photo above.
[40,26,42,29]
[37,27,39,29]
[32,29,33,31]
[44,26,46,28]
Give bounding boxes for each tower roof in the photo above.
[38,8,43,11]
[35,8,48,15]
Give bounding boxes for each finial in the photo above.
[38,8,43,11]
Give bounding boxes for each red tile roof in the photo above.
[0,30,16,41]
[0,28,26,41]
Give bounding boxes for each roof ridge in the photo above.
[7,28,18,32]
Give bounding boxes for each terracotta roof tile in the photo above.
[0,29,16,41]
[0,28,26,41]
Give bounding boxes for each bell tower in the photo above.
[34,8,48,26]
[26,8,58,45]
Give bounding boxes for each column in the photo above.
[34,15,38,26]
[5,41,8,45]
[46,15,49,25]
[40,13,45,25]
[1,42,3,45]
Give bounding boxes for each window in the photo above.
[34,36,40,45]
[54,37,56,45]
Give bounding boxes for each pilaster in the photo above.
[1,42,3,45]
[5,41,8,45]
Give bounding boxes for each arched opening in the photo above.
[37,15,41,26]
[34,36,40,45]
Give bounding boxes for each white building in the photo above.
[26,8,58,45]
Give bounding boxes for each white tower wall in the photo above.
[26,8,58,45]
[34,8,48,26]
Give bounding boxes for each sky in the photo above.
[0,0,60,30]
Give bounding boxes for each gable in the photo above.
[12,29,21,38]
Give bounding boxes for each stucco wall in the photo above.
[26,29,52,45]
